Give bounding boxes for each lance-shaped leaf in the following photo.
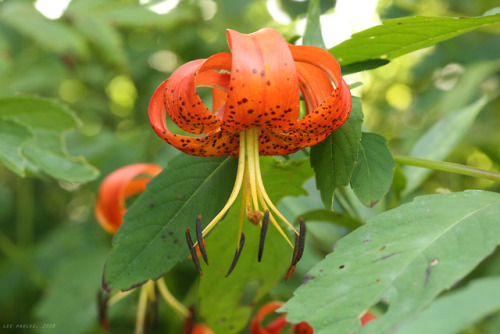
[310,96,363,208]
[397,276,500,334]
[350,132,395,207]
[199,157,314,334]
[282,190,500,334]
[103,154,238,291]
[329,13,500,67]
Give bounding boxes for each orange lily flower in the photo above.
[250,302,377,334]
[96,164,206,333]
[95,163,162,235]
[149,28,351,278]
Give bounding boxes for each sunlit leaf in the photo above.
[403,96,489,194]
[310,97,363,208]
[350,132,395,207]
[397,276,500,334]
[199,157,314,334]
[330,13,500,67]
[103,154,238,291]
[282,190,500,334]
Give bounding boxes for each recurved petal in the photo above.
[289,44,341,87]
[295,61,332,115]
[289,78,351,138]
[222,28,300,133]
[149,81,240,156]
[163,59,222,135]
[95,163,162,235]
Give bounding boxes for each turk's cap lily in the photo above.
[95,163,162,235]
[148,28,351,279]
[149,27,351,157]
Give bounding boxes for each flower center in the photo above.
[186,127,306,279]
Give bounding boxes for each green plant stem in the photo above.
[393,154,500,182]
[16,177,35,246]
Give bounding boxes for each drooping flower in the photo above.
[149,28,351,278]
[250,302,377,334]
[95,163,162,235]
[96,164,211,333]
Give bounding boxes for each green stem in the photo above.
[393,154,500,182]
[16,177,34,246]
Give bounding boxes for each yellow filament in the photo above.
[250,129,298,235]
[257,191,294,248]
[135,281,154,334]
[156,278,190,318]
[202,132,247,237]
[108,289,135,306]
[245,129,261,211]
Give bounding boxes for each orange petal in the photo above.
[95,163,162,235]
[360,312,377,326]
[289,44,341,87]
[149,80,240,157]
[278,78,351,147]
[163,59,222,135]
[191,324,215,334]
[292,321,314,334]
[250,302,287,334]
[222,28,300,133]
[295,62,332,114]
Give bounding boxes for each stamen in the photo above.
[97,290,110,329]
[156,278,190,318]
[186,228,203,276]
[258,210,270,262]
[202,132,247,237]
[285,217,307,281]
[247,210,263,225]
[225,233,245,277]
[195,215,209,265]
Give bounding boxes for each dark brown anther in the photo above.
[186,228,203,276]
[284,217,306,281]
[258,210,270,262]
[181,306,196,334]
[196,215,209,265]
[97,290,110,330]
[225,233,245,277]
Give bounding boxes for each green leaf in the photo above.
[403,96,489,194]
[303,0,325,48]
[350,133,395,207]
[397,276,500,334]
[310,96,363,208]
[199,157,313,334]
[0,97,98,182]
[341,59,390,75]
[104,154,238,291]
[282,190,500,334]
[329,13,500,67]
[22,129,99,183]
[0,119,33,176]
[34,245,109,334]
[0,2,88,57]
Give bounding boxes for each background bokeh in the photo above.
[0,0,499,333]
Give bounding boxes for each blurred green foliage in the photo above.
[0,0,499,333]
